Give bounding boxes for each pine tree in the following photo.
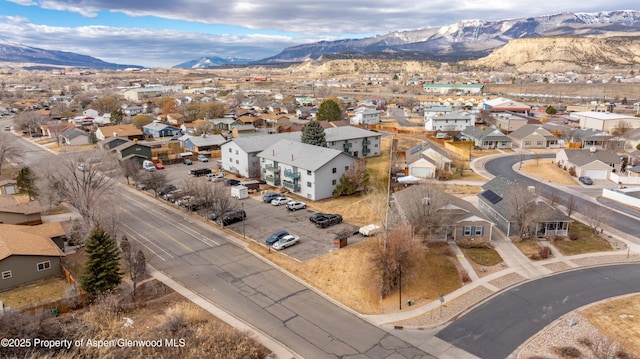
[16,166,37,200]
[88,131,98,144]
[301,121,327,147]
[81,223,123,297]
[316,99,342,121]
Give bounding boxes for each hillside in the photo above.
[470,36,640,73]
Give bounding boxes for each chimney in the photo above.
[113,132,118,138]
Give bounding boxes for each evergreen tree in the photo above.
[301,121,327,147]
[110,109,123,125]
[316,99,342,121]
[80,223,123,297]
[88,131,98,144]
[16,166,37,200]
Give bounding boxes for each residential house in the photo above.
[483,97,531,114]
[236,115,264,128]
[324,126,382,158]
[166,113,186,126]
[180,134,226,152]
[508,124,559,149]
[99,136,131,151]
[143,122,181,138]
[0,224,65,292]
[492,112,531,133]
[221,132,301,178]
[622,127,640,151]
[570,111,640,132]
[112,141,152,163]
[230,124,257,138]
[424,111,475,132]
[40,121,75,139]
[461,126,512,149]
[258,140,355,201]
[0,194,42,225]
[96,124,144,141]
[477,176,571,237]
[82,109,99,118]
[211,118,239,132]
[556,148,623,179]
[0,180,17,195]
[268,103,287,113]
[122,105,145,116]
[405,142,452,178]
[393,185,494,241]
[60,128,89,146]
[123,88,164,102]
[350,107,382,125]
[296,106,315,120]
[567,128,624,149]
[262,113,291,133]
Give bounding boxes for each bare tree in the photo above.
[611,120,633,136]
[0,132,19,176]
[120,159,141,185]
[13,111,46,136]
[121,236,147,300]
[503,185,539,238]
[583,205,611,234]
[89,96,121,115]
[142,170,168,198]
[566,195,576,217]
[182,102,203,123]
[401,183,452,241]
[191,121,214,136]
[45,120,71,147]
[370,224,425,298]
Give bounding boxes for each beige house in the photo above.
[556,148,622,179]
[0,224,65,292]
[0,195,42,225]
[96,124,144,141]
[508,124,559,149]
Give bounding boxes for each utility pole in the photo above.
[398,258,402,310]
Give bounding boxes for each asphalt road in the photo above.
[484,154,640,239]
[436,263,640,359]
[116,190,432,358]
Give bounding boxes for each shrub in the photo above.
[552,346,581,358]
[459,269,471,283]
[539,246,552,259]
[569,232,579,241]
[568,167,576,177]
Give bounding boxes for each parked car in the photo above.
[211,209,246,226]
[175,196,194,207]
[309,213,330,224]
[3,126,10,131]
[315,214,342,228]
[262,192,284,203]
[271,197,291,206]
[578,176,593,185]
[286,201,306,211]
[224,178,241,186]
[266,230,289,245]
[183,158,193,165]
[163,190,183,202]
[197,155,209,162]
[143,160,156,171]
[157,184,177,196]
[273,234,300,250]
[154,163,165,170]
[206,173,224,182]
[135,182,148,190]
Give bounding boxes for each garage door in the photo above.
[583,169,607,179]
[410,167,432,178]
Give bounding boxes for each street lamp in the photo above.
[241,202,245,239]
[398,258,402,310]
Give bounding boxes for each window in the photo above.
[524,140,531,146]
[536,140,543,146]
[229,148,232,153]
[463,226,472,236]
[229,158,232,162]
[345,166,349,171]
[307,181,312,187]
[332,168,337,173]
[1,270,11,279]
[474,226,484,236]
[235,160,239,164]
[332,179,337,185]
[235,150,238,155]
[37,261,51,271]
[375,144,378,147]
[307,170,311,175]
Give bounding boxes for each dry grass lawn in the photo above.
[0,277,71,309]
[513,238,545,258]
[582,294,640,357]
[520,159,576,185]
[52,144,96,153]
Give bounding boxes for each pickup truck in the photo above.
[359,224,381,237]
[314,214,342,228]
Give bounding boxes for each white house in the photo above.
[424,111,475,132]
[350,107,381,125]
[258,140,355,201]
[569,112,640,132]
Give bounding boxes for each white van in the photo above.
[142,160,155,171]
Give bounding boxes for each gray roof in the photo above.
[61,128,87,139]
[508,124,556,141]
[184,134,226,147]
[432,111,476,120]
[227,132,301,153]
[569,128,612,142]
[561,148,621,166]
[624,127,640,141]
[462,126,511,141]
[143,122,179,131]
[405,141,452,166]
[324,126,381,142]
[211,118,237,125]
[258,140,349,171]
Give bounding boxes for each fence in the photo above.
[609,173,640,185]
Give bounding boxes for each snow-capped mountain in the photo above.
[0,39,143,70]
[173,56,253,69]
[260,10,640,63]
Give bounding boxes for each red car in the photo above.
[154,163,165,170]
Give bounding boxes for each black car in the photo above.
[263,192,285,203]
[266,229,289,245]
[189,168,212,177]
[157,184,177,196]
[224,178,241,186]
[211,209,246,225]
[315,214,343,228]
[309,213,329,223]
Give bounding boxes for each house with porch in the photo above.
[508,124,559,149]
[96,124,144,141]
[112,141,152,163]
[567,128,624,149]
[477,176,571,237]
[179,134,226,152]
[60,128,89,146]
[258,140,355,201]
[350,107,382,125]
[143,122,181,138]
[0,194,43,225]
[461,126,512,149]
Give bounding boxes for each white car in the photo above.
[287,201,306,211]
[197,155,209,162]
[206,173,224,182]
[272,234,300,250]
[271,197,291,206]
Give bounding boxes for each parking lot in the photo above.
[136,160,365,262]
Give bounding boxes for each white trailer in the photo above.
[359,224,381,237]
[231,185,249,199]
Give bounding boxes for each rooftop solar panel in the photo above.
[480,189,502,204]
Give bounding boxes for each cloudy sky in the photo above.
[0,0,637,68]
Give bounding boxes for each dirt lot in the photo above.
[520,158,576,185]
[582,294,640,357]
